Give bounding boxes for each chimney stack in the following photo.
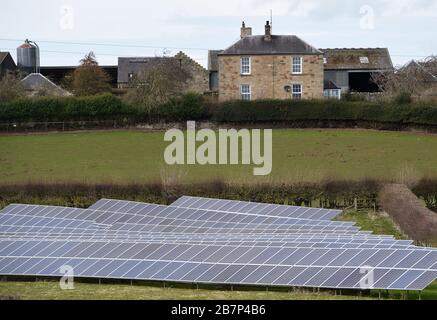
[240,21,252,39]
[264,21,272,41]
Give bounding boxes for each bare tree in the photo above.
[372,55,437,100]
[123,58,192,111]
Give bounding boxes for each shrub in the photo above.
[0,94,131,122]
[209,99,437,126]
[394,91,413,105]
[157,93,206,121]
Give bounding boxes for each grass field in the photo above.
[1,129,437,184]
[0,281,372,300]
[1,280,435,300]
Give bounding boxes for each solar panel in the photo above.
[0,197,436,292]
[169,196,342,220]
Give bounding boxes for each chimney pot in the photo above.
[240,21,252,39]
[264,21,272,41]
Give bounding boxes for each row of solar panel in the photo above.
[1,240,436,270]
[0,234,407,245]
[0,239,414,250]
[1,256,436,290]
[113,199,343,224]
[0,231,397,241]
[0,224,366,235]
[169,196,342,220]
[0,238,417,252]
[1,203,351,228]
[0,204,370,236]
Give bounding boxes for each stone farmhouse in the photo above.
[209,21,394,101]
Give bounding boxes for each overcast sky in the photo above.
[1,0,436,68]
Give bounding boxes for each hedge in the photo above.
[0,94,132,122]
[1,94,437,127]
[209,99,437,126]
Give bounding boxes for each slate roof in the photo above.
[21,73,72,96]
[117,57,169,84]
[320,48,393,71]
[0,52,9,64]
[219,35,322,56]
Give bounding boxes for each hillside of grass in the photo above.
[1,129,437,184]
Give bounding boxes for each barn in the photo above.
[321,48,394,94]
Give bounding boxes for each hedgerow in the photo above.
[1,94,437,127]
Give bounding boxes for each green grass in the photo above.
[1,129,437,184]
[336,210,407,239]
[0,281,372,300]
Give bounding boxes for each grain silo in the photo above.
[17,39,40,74]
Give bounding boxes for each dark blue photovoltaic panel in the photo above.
[0,197,436,291]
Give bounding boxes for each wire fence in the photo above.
[0,120,132,133]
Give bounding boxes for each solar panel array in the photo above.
[0,196,436,291]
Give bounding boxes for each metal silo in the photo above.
[17,39,40,74]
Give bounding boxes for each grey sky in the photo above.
[0,0,436,68]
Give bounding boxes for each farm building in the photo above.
[0,52,17,79]
[320,48,394,93]
[21,73,72,97]
[216,21,324,101]
[208,23,395,101]
[40,66,118,87]
[399,59,437,86]
[117,52,209,94]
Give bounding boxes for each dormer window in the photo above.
[360,57,369,64]
[292,56,303,74]
[240,57,251,75]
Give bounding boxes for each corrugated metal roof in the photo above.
[219,35,321,56]
[321,48,393,70]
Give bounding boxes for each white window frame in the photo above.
[292,56,303,74]
[240,57,251,75]
[324,89,342,100]
[241,84,251,101]
[292,83,302,100]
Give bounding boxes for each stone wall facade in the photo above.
[175,52,210,94]
[218,54,324,101]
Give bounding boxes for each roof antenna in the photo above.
[270,9,273,31]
